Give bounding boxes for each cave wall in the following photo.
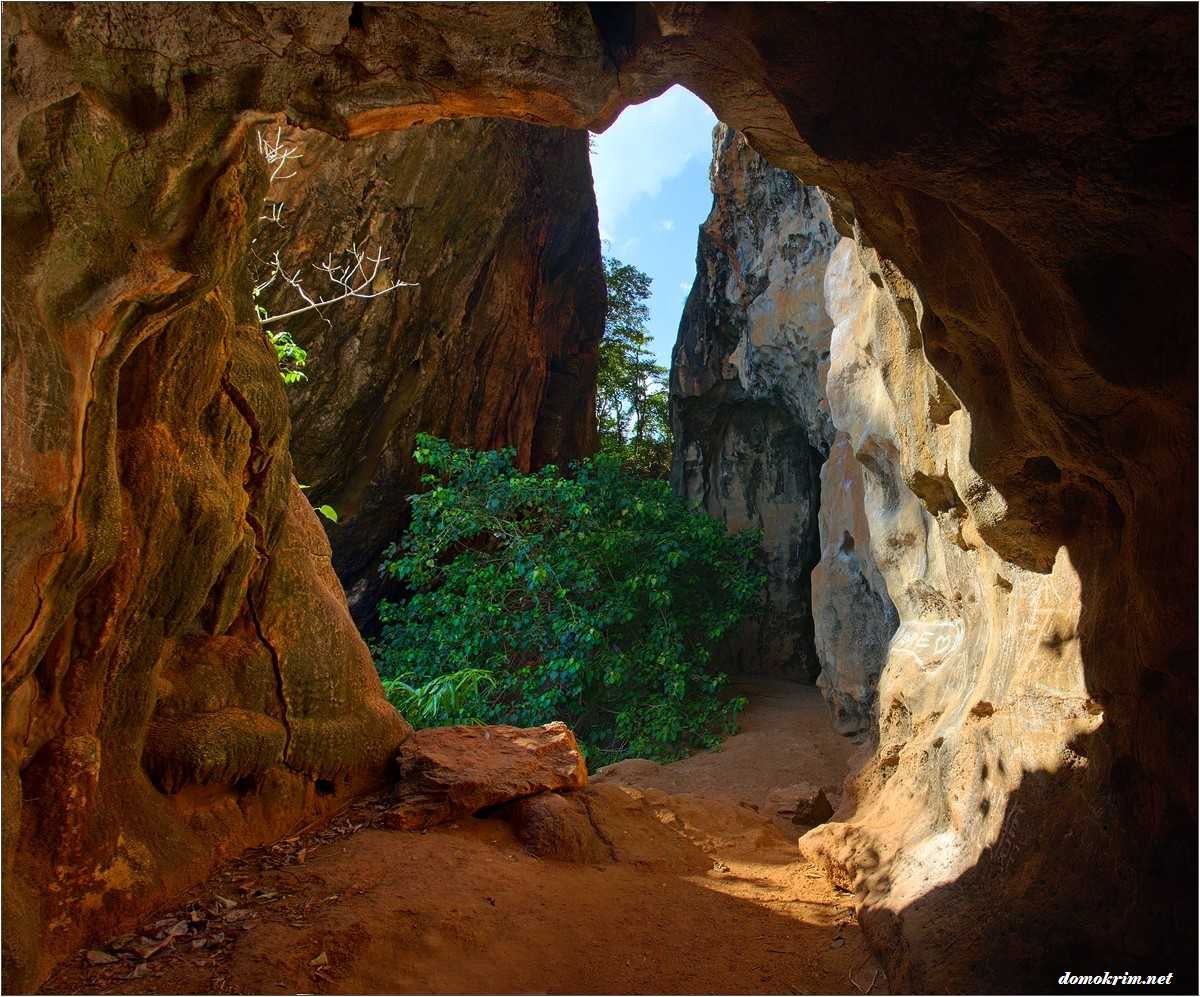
[3,3,1194,991]
[811,432,899,737]
[803,231,1127,986]
[671,125,836,679]
[256,118,603,627]
[0,83,409,988]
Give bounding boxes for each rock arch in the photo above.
[3,3,1194,990]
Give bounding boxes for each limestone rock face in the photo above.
[803,233,1141,988]
[671,125,838,678]
[3,4,1194,991]
[811,433,899,735]
[258,119,603,626]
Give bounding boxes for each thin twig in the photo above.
[257,243,418,327]
[848,956,880,994]
[251,130,416,331]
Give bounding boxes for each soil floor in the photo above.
[42,681,885,995]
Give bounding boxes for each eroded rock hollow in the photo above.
[3,3,1195,992]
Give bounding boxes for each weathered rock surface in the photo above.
[385,722,588,831]
[802,231,1169,988]
[812,433,899,735]
[504,789,616,864]
[3,4,1194,991]
[0,123,409,988]
[258,118,603,626]
[672,125,837,678]
[504,782,750,872]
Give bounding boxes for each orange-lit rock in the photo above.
[385,722,588,831]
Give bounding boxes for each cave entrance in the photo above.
[589,84,717,379]
[583,88,877,767]
[585,82,715,491]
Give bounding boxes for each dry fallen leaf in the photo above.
[310,951,329,967]
[85,950,119,965]
[130,936,173,961]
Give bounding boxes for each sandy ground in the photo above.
[42,682,885,995]
[594,679,873,832]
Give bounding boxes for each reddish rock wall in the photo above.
[0,110,408,988]
[257,118,603,625]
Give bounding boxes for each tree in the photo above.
[372,436,764,766]
[596,257,673,477]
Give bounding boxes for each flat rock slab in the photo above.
[384,721,587,831]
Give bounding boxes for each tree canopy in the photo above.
[596,257,672,478]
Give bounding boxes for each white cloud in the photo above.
[679,281,691,291]
[656,219,675,232]
[589,85,717,239]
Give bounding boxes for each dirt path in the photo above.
[595,679,873,831]
[42,682,885,995]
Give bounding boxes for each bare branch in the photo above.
[257,126,303,184]
[258,243,417,326]
[252,131,416,332]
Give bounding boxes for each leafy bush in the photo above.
[254,304,308,384]
[373,436,764,766]
[382,668,497,727]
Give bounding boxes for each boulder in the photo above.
[765,782,840,828]
[384,722,588,831]
[504,791,613,864]
[505,784,715,872]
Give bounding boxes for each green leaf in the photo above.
[316,504,338,523]
[371,437,764,770]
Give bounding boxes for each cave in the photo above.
[2,4,1196,994]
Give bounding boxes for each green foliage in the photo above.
[315,504,338,523]
[255,305,308,384]
[372,435,763,767]
[597,257,672,478]
[382,668,497,727]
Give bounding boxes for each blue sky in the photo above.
[589,85,718,369]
